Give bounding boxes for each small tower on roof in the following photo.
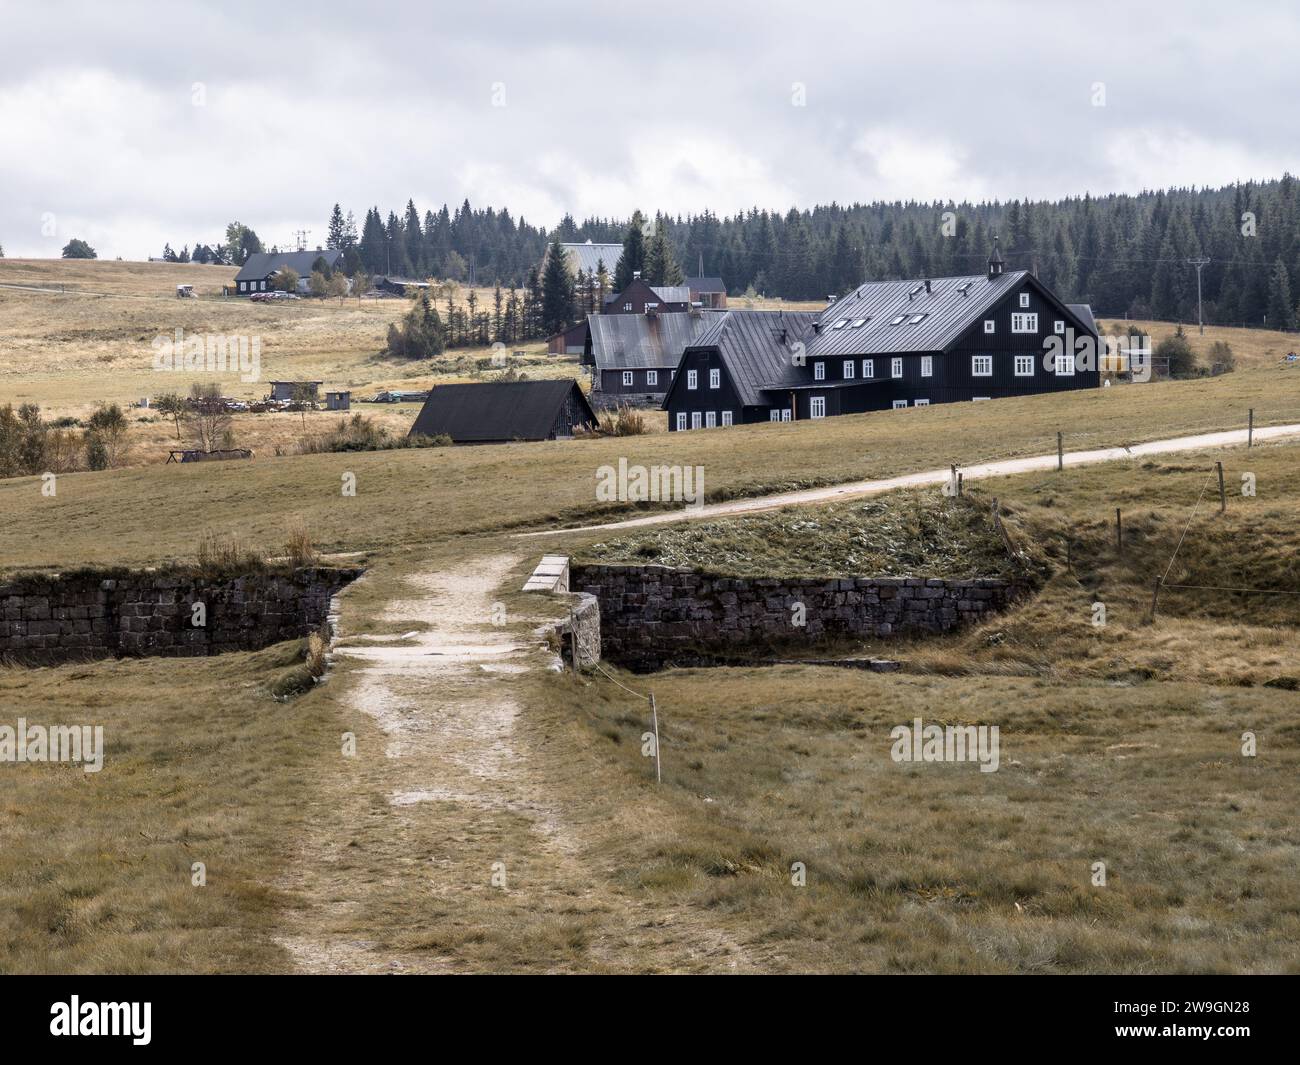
[987,236,1005,280]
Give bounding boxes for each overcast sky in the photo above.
[3,0,1298,259]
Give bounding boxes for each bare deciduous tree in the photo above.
[183,383,233,452]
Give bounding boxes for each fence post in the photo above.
[1057,431,1064,471]
[957,472,963,496]
[1248,408,1254,448]
[1216,461,1226,513]
[649,692,662,784]
[568,609,578,672]
[1115,508,1123,556]
[1149,577,1162,621]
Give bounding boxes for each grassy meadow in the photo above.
[3,259,1300,973]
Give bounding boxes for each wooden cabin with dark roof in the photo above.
[234,249,343,295]
[408,379,596,445]
[584,310,725,408]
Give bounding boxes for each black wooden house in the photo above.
[408,380,596,444]
[662,245,1099,430]
[584,310,725,408]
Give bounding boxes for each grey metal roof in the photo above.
[805,271,1028,358]
[1067,303,1097,335]
[686,276,726,293]
[408,380,595,443]
[235,249,343,282]
[680,310,819,407]
[588,311,725,370]
[650,285,690,303]
[558,241,623,277]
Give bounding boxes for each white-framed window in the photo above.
[623,302,633,311]
[1011,312,1038,333]
[814,362,825,381]
[914,398,930,406]
[260,280,267,291]
[1019,292,1030,308]
[646,370,658,386]
[1014,355,1034,376]
[676,412,687,431]
[687,369,698,390]
[1054,320,1065,334]
[239,280,247,292]
[862,359,874,378]
[705,411,717,428]
[843,360,855,379]
[972,355,993,376]
[809,396,827,419]
[709,368,720,389]
[622,371,634,387]
[645,302,659,311]
[1055,353,1076,376]
[722,410,733,426]
[781,408,791,422]
[891,357,903,378]
[892,399,908,409]
[921,356,933,377]
[691,412,702,429]
[769,409,781,422]
[983,319,995,334]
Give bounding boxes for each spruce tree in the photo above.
[613,211,647,290]
[327,204,346,249]
[1267,257,1296,330]
[540,238,576,335]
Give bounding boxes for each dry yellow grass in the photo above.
[5,259,1300,974]
[0,259,576,419]
[0,639,338,973]
[1120,318,1299,370]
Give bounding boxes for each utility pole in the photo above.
[1187,256,1210,335]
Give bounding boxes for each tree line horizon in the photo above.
[137,174,1300,332]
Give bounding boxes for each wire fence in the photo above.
[590,660,661,783]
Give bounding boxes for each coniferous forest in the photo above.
[320,176,1300,330]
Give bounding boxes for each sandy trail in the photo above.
[276,553,759,973]
[522,422,1300,536]
[274,554,582,973]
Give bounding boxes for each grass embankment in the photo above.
[578,491,1029,579]
[3,362,1299,572]
[0,639,338,973]
[545,664,1300,973]
[520,440,1300,972]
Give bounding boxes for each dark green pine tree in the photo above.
[644,226,684,286]
[525,266,544,338]
[359,208,387,273]
[403,200,423,276]
[540,239,576,335]
[613,211,647,290]
[326,204,346,250]
[1267,257,1296,330]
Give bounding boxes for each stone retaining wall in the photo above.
[553,592,602,669]
[571,563,1021,669]
[0,567,364,666]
